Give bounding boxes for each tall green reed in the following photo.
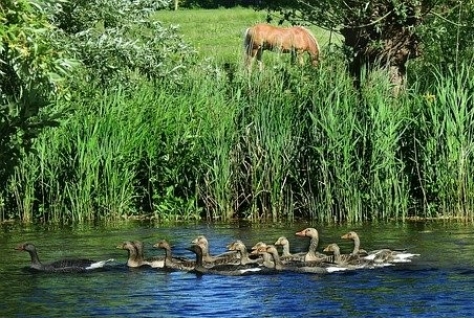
[410,66,474,220]
[6,56,474,223]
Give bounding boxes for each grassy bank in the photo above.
[153,7,342,63]
[3,8,474,223]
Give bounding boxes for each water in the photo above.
[1,220,474,317]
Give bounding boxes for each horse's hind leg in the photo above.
[296,50,305,66]
[245,47,262,72]
[290,51,297,64]
[256,49,264,71]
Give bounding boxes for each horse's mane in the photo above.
[297,26,320,54]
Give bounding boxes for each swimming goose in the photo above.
[256,245,330,274]
[226,240,260,266]
[117,241,164,268]
[186,244,261,276]
[133,240,165,268]
[117,241,150,268]
[274,236,305,262]
[341,231,420,263]
[16,243,113,272]
[153,240,195,271]
[191,235,240,265]
[295,228,331,263]
[323,243,371,269]
[251,244,281,270]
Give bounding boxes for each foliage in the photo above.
[416,1,474,72]
[47,0,197,88]
[0,0,197,220]
[0,0,77,191]
[251,0,474,94]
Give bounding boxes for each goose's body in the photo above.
[295,228,332,263]
[16,243,113,272]
[187,244,261,276]
[341,231,420,264]
[153,240,195,271]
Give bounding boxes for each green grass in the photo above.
[154,7,342,64]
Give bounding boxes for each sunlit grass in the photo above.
[153,7,342,64]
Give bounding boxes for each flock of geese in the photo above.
[16,227,420,275]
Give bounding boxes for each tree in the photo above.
[0,0,77,186]
[49,0,195,88]
[255,0,447,93]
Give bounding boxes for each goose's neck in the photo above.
[239,249,253,264]
[306,236,319,258]
[269,250,283,270]
[200,245,214,262]
[163,247,173,264]
[193,249,204,268]
[134,246,146,262]
[261,252,275,268]
[332,248,342,265]
[352,235,361,254]
[127,249,145,267]
[27,249,43,268]
[282,244,291,257]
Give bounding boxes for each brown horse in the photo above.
[243,23,320,70]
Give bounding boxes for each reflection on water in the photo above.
[1,220,474,317]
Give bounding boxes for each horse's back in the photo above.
[245,24,282,44]
[245,24,314,51]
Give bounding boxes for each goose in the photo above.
[153,240,195,271]
[274,236,305,262]
[16,243,114,272]
[295,228,331,263]
[117,241,164,268]
[116,241,150,268]
[341,231,420,263]
[186,244,261,276]
[323,243,372,270]
[133,240,165,268]
[226,240,260,266]
[251,244,281,270]
[191,235,240,266]
[256,245,330,274]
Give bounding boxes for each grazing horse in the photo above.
[243,23,320,70]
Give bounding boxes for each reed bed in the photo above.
[5,60,474,223]
[2,9,474,223]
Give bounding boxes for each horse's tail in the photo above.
[243,27,253,53]
[301,27,320,65]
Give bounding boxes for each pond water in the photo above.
[1,220,474,317]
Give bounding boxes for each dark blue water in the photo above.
[2,220,474,317]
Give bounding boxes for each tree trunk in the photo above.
[340,2,422,96]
